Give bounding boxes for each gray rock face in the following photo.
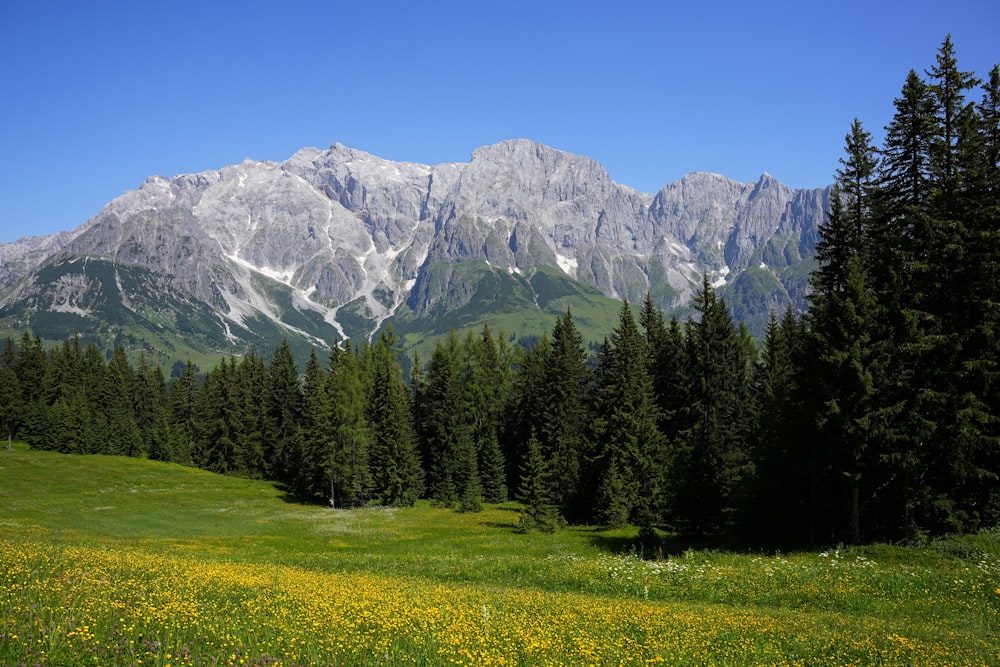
[0,139,830,341]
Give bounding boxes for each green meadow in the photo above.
[1,444,997,666]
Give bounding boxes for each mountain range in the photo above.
[0,139,830,367]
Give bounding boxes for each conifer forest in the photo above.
[2,38,997,547]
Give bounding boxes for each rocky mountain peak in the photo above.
[0,140,830,360]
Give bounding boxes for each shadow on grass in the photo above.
[588,528,741,558]
[273,483,332,507]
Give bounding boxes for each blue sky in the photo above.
[1,0,997,242]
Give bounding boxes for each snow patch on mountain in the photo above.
[555,253,578,278]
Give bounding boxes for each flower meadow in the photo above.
[1,448,997,666]
[2,539,997,667]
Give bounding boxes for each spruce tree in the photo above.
[478,432,507,505]
[102,346,142,458]
[324,342,372,508]
[540,310,590,520]
[0,366,22,449]
[671,278,750,535]
[504,335,551,497]
[233,352,267,478]
[133,353,168,458]
[746,309,809,544]
[650,315,690,447]
[462,325,511,504]
[516,431,558,532]
[298,348,328,497]
[809,256,896,543]
[193,358,238,473]
[264,340,302,484]
[367,329,424,506]
[14,333,46,408]
[590,300,666,528]
[800,39,1000,539]
[167,361,200,464]
[421,333,477,507]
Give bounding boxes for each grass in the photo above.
[1,444,997,666]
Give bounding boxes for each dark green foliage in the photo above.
[133,353,168,457]
[516,431,559,532]
[539,310,590,520]
[233,352,268,477]
[367,329,423,506]
[264,340,302,484]
[461,325,511,504]
[0,364,23,449]
[745,309,810,545]
[589,300,666,528]
[478,432,507,505]
[418,332,481,510]
[167,361,199,464]
[324,342,372,508]
[296,348,327,496]
[669,279,753,535]
[418,334,462,505]
[800,37,1000,542]
[192,358,238,474]
[503,334,551,496]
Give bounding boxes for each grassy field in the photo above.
[1,445,997,666]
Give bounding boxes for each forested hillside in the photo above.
[1,38,996,547]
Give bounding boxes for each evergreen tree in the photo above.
[367,329,424,506]
[516,431,558,532]
[77,343,108,455]
[1,337,15,371]
[462,326,511,504]
[809,256,898,543]
[816,120,879,290]
[540,310,590,520]
[14,333,46,408]
[458,453,484,514]
[0,365,22,449]
[594,457,632,529]
[233,352,267,477]
[421,332,478,507]
[880,70,936,213]
[478,432,507,505]
[649,315,690,446]
[44,337,82,405]
[927,35,981,209]
[297,348,327,496]
[193,358,238,473]
[167,361,200,464]
[52,391,92,455]
[264,340,302,483]
[801,39,1000,540]
[324,341,372,508]
[503,335,551,497]
[670,279,751,535]
[808,116,905,543]
[102,346,142,458]
[589,300,666,528]
[746,309,809,544]
[133,353,168,457]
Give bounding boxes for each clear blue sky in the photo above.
[1,0,997,242]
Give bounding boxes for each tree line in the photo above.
[1,38,996,546]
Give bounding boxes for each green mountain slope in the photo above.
[390,262,628,356]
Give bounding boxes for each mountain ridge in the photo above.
[0,139,830,365]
